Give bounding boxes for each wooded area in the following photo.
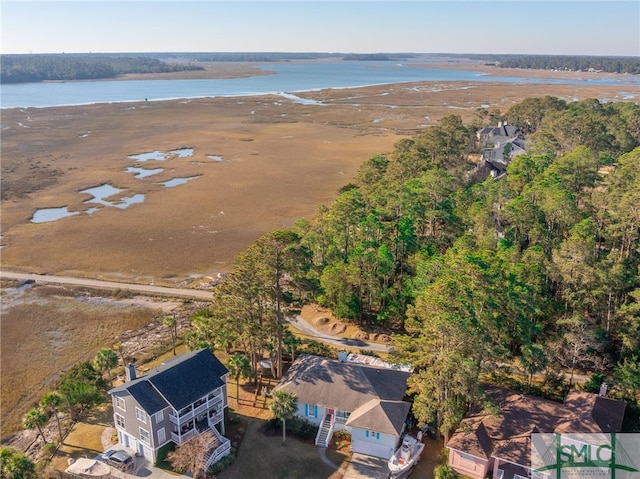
[189,96,640,435]
[0,55,203,83]
[469,54,640,74]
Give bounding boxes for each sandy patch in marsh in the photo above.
[1,69,636,287]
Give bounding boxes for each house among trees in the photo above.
[446,385,627,479]
[108,348,231,468]
[273,353,412,459]
[476,122,527,179]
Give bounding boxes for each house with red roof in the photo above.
[446,385,626,479]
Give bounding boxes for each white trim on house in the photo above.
[115,413,125,429]
[448,447,484,462]
[135,407,147,424]
[139,427,151,446]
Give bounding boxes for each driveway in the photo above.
[96,445,184,479]
[288,315,393,354]
[343,453,390,479]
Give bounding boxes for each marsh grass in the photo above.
[0,287,156,437]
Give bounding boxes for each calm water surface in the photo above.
[3,61,638,109]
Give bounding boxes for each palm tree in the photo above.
[95,348,118,386]
[269,390,297,445]
[113,341,127,366]
[40,392,64,443]
[0,447,36,479]
[227,353,251,404]
[23,408,48,445]
[163,316,178,355]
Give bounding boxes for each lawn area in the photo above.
[49,403,113,472]
[221,371,349,479]
[219,415,345,479]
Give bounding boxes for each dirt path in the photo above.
[0,271,214,299]
[288,315,393,354]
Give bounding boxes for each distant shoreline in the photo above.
[11,57,636,85]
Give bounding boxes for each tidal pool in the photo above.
[126,167,164,178]
[116,194,145,209]
[128,151,167,162]
[170,148,194,158]
[81,184,123,206]
[161,176,200,188]
[31,207,80,223]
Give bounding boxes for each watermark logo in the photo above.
[531,433,640,479]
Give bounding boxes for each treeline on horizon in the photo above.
[188,96,640,434]
[465,53,640,74]
[0,54,203,84]
[3,52,638,83]
[0,52,418,83]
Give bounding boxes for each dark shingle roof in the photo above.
[127,380,168,415]
[109,348,229,413]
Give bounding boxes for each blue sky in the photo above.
[1,1,639,56]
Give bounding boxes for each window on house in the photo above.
[157,427,166,444]
[115,397,126,411]
[155,410,164,423]
[304,404,317,418]
[139,427,150,445]
[135,407,146,423]
[115,414,125,429]
[365,430,380,439]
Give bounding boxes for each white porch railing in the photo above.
[168,391,225,426]
[334,415,348,426]
[208,410,224,426]
[315,414,334,447]
[171,427,197,444]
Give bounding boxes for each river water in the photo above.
[3,61,639,109]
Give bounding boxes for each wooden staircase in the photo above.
[315,413,334,447]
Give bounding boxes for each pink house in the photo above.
[446,385,626,479]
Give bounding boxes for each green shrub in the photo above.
[155,442,175,469]
[208,453,235,474]
[434,463,458,479]
[42,442,57,458]
[262,416,318,440]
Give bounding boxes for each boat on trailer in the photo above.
[387,434,424,478]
